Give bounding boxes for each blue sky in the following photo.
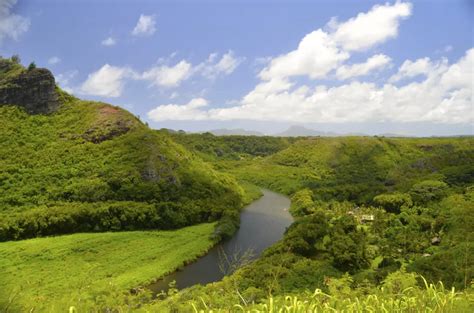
[1,0,473,136]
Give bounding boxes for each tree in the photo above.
[290,189,314,216]
[11,55,21,64]
[328,215,369,272]
[409,180,448,204]
[28,62,37,71]
[373,192,412,213]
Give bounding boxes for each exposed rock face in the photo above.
[0,67,59,114]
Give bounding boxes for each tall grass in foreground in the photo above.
[191,279,473,313]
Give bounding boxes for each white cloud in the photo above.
[389,57,435,82]
[48,56,61,65]
[439,49,473,90]
[140,52,242,87]
[0,0,30,44]
[80,64,134,97]
[101,37,116,46]
[336,54,391,80]
[147,98,209,121]
[80,51,242,96]
[330,1,412,51]
[132,14,156,36]
[150,48,473,125]
[56,70,78,94]
[255,2,410,83]
[141,60,192,87]
[196,51,243,79]
[259,29,349,81]
[444,45,453,53]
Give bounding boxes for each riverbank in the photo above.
[148,189,292,294]
[0,223,216,312]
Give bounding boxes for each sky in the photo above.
[1,0,473,136]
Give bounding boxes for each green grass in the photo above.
[150,275,474,312]
[190,284,474,313]
[0,223,216,312]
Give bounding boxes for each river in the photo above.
[147,189,292,293]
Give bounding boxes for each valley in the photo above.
[0,56,473,312]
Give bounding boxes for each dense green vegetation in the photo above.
[157,133,473,312]
[0,223,216,312]
[146,271,473,312]
[0,59,247,242]
[161,130,298,161]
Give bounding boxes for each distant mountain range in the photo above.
[274,126,412,137]
[180,126,411,138]
[203,128,265,136]
[274,125,340,137]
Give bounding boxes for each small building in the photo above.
[360,214,375,223]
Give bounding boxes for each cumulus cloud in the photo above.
[101,37,116,46]
[141,60,192,88]
[255,2,410,83]
[80,64,135,97]
[145,2,429,124]
[48,56,61,65]
[336,54,391,80]
[259,30,349,81]
[149,49,473,125]
[0,0,30,44]
[389,57,436,82]
[147,98,209,121]
[132,14,156,36]
[330,1,412,51]
[197,51,244,79]
[79,51,243,97]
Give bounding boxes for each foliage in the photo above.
[289,189,315,216]
[27,62,36,70]
[150,274,474,312]
[160,133,474,296]
[0,100,245,241]
[163,130,297,162]
[410,180,449,205]
[0,223,216,312]
[373,192,413,213]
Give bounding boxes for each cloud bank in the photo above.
[147,1,473,125]
[80,51,243,96]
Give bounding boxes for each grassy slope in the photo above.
[0,93,245,240]
[0,223,215,311]
[222,136,474,197]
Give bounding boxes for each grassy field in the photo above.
[0,223,216,312]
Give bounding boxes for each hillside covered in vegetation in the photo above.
[154,133,474,312]
[0,57,246,242]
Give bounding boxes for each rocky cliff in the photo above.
[0,59,59,114]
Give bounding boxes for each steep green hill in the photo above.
[161,130,298,161]
[0,58,244,241]
[223,136,474,199]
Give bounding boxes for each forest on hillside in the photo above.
[146,132,473,312]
